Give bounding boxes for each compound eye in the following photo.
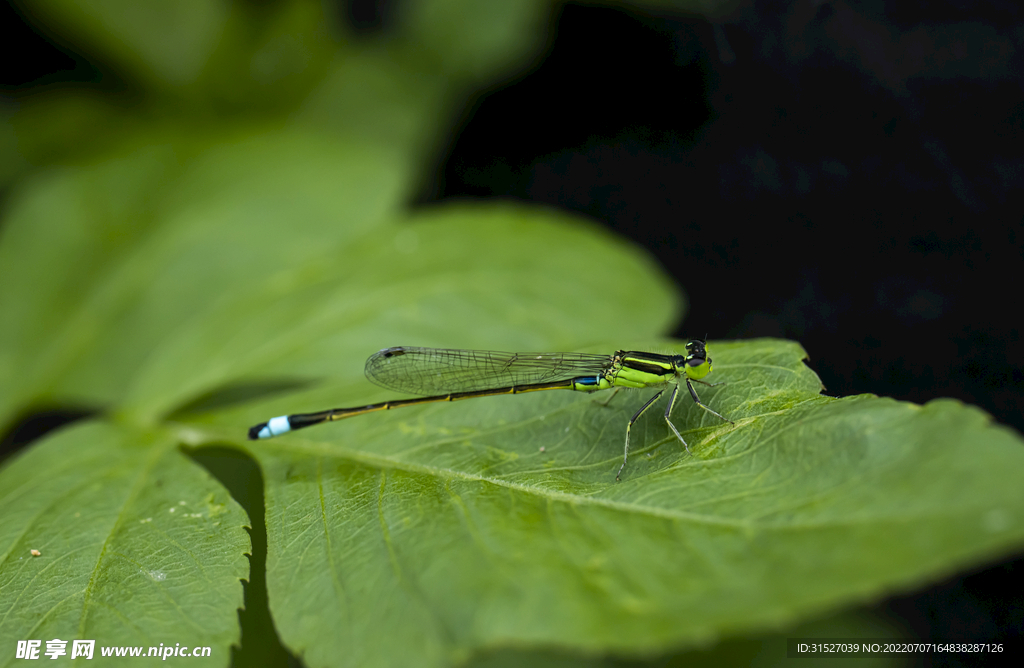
[686,356,705,367]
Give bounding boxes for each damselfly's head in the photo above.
[681,339,713,380]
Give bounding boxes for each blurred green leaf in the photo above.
[393,0,554,81]
[0,129,412,428]
[15,0,233,87]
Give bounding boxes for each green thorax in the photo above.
[608,340,714,389]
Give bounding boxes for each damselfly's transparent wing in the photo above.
[364,347,613,395]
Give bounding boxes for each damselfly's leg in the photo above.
[617,390,664,481]
[691,378,726,388]
[596,387,620,407]
[662,382,691,455]
[686,378,734,424]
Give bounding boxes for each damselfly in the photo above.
[248,340,734,479]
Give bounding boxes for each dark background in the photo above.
[3,0,1021,663]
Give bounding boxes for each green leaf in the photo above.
[466,606,912,668]
[393,0,554,81]
[0,421,249,657]
[15,0,232,88]
[238,340,1024,666]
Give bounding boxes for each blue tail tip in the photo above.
[248,415,291,440]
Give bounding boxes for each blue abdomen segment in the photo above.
[571,375,611,391]
[249,415,291,439]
